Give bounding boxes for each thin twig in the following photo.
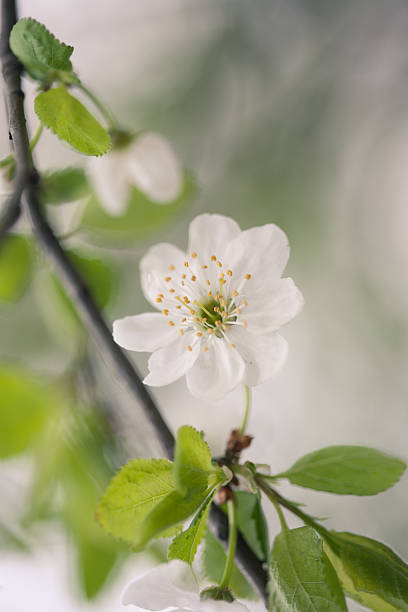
[0,0,268,604]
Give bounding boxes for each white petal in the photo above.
[144,333,201,387]
[244,277,304,333]
[228,327,288,386]
[87,151,129,216]
[140,242,186,306]
[223,223,290,281]
[113,313,177,352]
[122,561,197,609]
[186,338,245,400]
[187,214,241,265]
[127,132,183,204]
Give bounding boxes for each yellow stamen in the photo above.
[184,261,189,267]
[182,274,186,279]
[227,270,232,276]
[179,329,184,336]
[169,265,175,271]
[232,290,238,297]
[202,347,209,352]
[168,321,175,326]
[169,289,175,293]
[187,345,192,352]
[156,298,163,303]
[165,276,172,282]
[202,265,208,269]
[211,255,216,261]
[191,275,197,282]
[162,309,169,316]
[191,252,197,258]
[217,261,222,268]
[229,342,236,348]
[196,332,202,337]
[206,280,211,286]
[245,273,251,280]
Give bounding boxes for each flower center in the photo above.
[155,251,251,350]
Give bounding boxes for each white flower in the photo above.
[122,561,249,611]
[113,214,303,400]
[87,131,183,216]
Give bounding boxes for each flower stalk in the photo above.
[219,497,238,590]
[238,385,251,435]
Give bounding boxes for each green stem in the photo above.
[77,83,117,130]
[219,498,238,589]
[272,497,289,531]
[256,477,331,540]
[238,385,251,435]
[29,123,43,152]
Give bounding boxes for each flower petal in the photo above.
[87,151,129,216]
[113,313,177,352]
[127,132,183,204]
[223,223,290,281]
[122,561,197,609]
[186,338,245,400]
[187,214,241,264]
[228,327,288,386]
[244,277,304,333]
[144,333,201,387]
[140,242,186,307]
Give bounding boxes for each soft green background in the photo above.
[1,0,407,610]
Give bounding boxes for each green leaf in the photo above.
[174,426,214,496]
[324,531,408,611]
[80,174,194,245]
[231,491,269,562]
[96,458,177,546]
[41,167,89,204]
[203,529,257,600]
[168,487,217,564]
[269,526,347,611]
[34,87,111,156]
[75,536,120,599]
[281,446,406,495]
[0,235,32,302]
[0,366,60,458]
[39,248,115,349]
[10,18,73,81]
[135,487,208,550]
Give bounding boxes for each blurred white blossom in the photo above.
[113,214,303,400]
[87,131,183,216]
[122,561,249,611]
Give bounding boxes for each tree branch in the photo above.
[0,0,268,604]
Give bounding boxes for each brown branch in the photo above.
[0,0,268,604]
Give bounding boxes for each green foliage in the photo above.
[34,87,111,156]
[232,491,269,562]
[39,248,115,350]
[60,409,124,599]
[281,445,406,495]
[135,488,208,550]
[168,487,217,564]
[96,458,178,546]
[0,235,32,302]
[41,167,89,205]
[9,18,73,82]
[269,526,347,611]
[203,529,257,600]
[0,365,60,458]
[24,401,125,599]
[173,425,214,496]
[324,531,408,611]
[80,175,194,245]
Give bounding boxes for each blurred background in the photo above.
[1,0,408,610]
